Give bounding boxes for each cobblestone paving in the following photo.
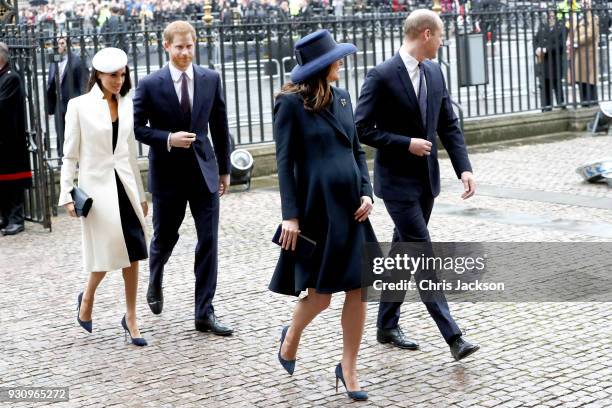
[1,133,611,407]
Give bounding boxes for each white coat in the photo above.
[59,84,147,273]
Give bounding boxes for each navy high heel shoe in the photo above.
[76,292,92,333]
[278,326,296,375]
[335,363,368,401]
[121,315,147,347]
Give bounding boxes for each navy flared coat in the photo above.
[269,87,378,296]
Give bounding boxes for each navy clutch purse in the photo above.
[70,187,93,217]
[272,224,317,259]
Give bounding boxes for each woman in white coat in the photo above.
[59,48,149,346]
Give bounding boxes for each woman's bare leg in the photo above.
[340,288,366,391]
[79,271,107,321]
[281,288,331,360]
[122,261,142,338]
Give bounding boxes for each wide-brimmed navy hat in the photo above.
[290,30,357,83]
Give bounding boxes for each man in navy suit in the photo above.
[355,9,479,361]
[134,21,233,336]
[46,37,87,156]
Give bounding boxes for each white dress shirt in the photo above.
[59,55,68,81]
[399,46,427,98]
[169,61,194,109]
[167,62,194,151]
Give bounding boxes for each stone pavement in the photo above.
[1,133,611,407]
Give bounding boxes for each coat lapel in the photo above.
[316,89,351,145]
[115,95,129,155]
[159,66,184,121]
[61,53,72,82]
[394,53,426,134]
[190,65,208,130]
[395,54,419,110]
[48,62,56,83]
[63,52,79,82]
[88,84,114,153]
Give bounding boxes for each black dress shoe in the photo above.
[195,314,233,336]
[1,224,24,236]
[450,337,480,361]
[146,284,163,315]
[377,326,419,350]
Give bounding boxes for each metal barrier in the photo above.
[1,8,611,155]
[440,7,612,116]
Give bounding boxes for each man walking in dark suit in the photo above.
[46,37,87,156]
[355,9,479,361]
[134,21,233,336]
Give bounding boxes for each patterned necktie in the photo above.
[180,72,191,124]
[417,62,427,128]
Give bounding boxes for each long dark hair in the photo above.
[87,65,132,96]
[277,65,332,112]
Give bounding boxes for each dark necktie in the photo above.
[180,72,191,125]
[417,62,427,128]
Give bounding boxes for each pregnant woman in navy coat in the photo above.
[269,30,376,402]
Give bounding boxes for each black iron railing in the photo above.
[2,8,611,157]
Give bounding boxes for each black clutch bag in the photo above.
[70,186,93,217]
[272,224,317,259]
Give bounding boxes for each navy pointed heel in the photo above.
[335,363,368,401]
[76,292,92,333]
[121,315,147,347]
[278,325,296,375]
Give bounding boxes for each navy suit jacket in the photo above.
[355,54,472,201]
[133,64,231,194]
[46,52,87,116]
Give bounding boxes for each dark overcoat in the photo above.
[269,87,378,296]
[0,68,31,189]
[534,20,567,80]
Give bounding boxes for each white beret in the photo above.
[91,47,128,73]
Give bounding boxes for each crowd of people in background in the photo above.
[18,0,594,30]
[18,0,406,30]
[12,0,611,112]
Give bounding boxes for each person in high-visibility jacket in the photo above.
[556,0,582,28]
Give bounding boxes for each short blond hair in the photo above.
[403,9,443,39]
[163,20,197,44]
